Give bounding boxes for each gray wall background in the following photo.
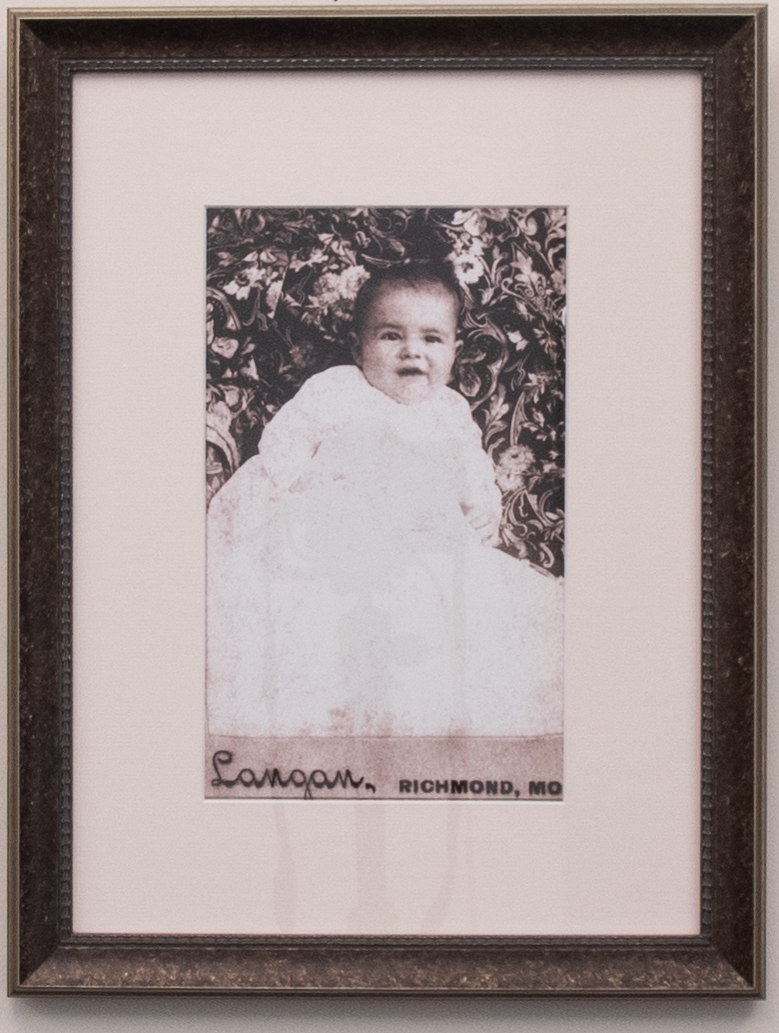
[2,1,776,1029]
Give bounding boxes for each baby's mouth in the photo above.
[397,367,426,377]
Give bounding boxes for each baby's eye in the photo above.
[381,331,401,341]
[425,335,443,344]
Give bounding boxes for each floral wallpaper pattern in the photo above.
[206,207,566,576]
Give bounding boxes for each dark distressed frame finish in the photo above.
[7,6,766,996]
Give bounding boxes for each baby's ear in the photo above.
[349,331,363,365]
[449,339,464,384]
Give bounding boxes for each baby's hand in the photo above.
[462,504,501,547]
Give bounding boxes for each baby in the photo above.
[348,263,501,546]
[207,263,563,738]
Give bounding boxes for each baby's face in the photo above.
[355,284,459,405]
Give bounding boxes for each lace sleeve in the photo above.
[255,376,326,494]
[449,392,503,542]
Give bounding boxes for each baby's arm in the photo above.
[450,395,503,546]
[256,377,325,495]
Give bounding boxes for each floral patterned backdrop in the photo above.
[206,207,566,577]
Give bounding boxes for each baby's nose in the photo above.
[400,337,423,356]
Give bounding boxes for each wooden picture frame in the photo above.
[7,5,766,995]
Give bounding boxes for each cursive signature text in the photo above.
[211,750,376,799]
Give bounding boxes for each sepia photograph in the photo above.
[205,206,565,799]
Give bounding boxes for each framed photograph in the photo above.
[205,204,565,801]
[7,5,766,995]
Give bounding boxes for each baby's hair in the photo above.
[351,261,463,338]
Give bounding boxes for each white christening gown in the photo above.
[207,365,563,737]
